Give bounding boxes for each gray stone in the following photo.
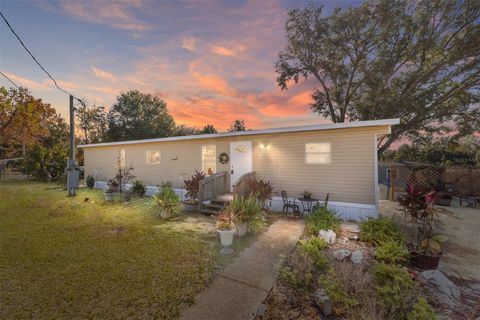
[314,288,332,316]
[351,250,363,264]
[318,229,336,244]
[419,270,461,308]
[333,249,352,261]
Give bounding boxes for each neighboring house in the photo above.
[79,118,399,220]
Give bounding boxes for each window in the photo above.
[146,150,161,164]
[305,143,331,164]
[118,149,126,168]
[202,145,216,174]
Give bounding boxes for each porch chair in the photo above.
[281,190,300,214]
[312,193,330,212]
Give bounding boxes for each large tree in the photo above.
[275,0,480,154]
[200,124,218,134]
[106,90,175,141]
[229,119,247,132]
[0,86,56,158]
[76,103,108,144]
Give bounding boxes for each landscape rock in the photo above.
[314,288,332,317]
[318,229,336,244]
[351,250,363,264]
[419,270,461,308]
[333,249,352,261]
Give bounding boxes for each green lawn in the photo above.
[0,181,232,319]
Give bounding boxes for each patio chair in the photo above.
[281,190,300,214]
[312,193,330,211]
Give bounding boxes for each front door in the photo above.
[229,141,252,191]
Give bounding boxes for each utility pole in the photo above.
[67,94,79,196]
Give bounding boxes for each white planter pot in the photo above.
[159,209,171,219]
[217,229,235,254]
[104,192,114,201]
[235,222,248,237]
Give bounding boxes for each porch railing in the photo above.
[199,171,229,205]
[232,171,256,198]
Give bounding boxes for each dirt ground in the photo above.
[379,200,480,282]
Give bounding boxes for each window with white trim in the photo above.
[146,150,161,164]
[202,145,216,174]
[305,143,331,164]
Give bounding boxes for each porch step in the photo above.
[200,193,233,215]
[205,203,225,210]
[199,208,220,216]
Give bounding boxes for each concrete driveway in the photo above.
[380,200,480,282]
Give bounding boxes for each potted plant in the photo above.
[152,185,184,219]
[104,179,118,201]
[216,208,236,254]
[398,184,447,270]
[303,190,312,200]
[131,179,146,197]
[410,233,448,269]
[183,170,206,212]
[230,196,263,237]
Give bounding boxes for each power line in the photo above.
[0,70,20,89]
[0,11,84,104]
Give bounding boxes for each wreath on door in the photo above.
[219,152,229,164]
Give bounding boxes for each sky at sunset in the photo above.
[1,0,361,130]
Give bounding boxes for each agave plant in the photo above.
[152,185,184,219]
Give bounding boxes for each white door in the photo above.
[229,141,252,191]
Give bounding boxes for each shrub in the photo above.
[359,217,403,246]
[374,262,416,317]
[123,190,133,202]
[407,298,438,320]
[319,268,359,315]
[375,241,410,265]
[183,170,206,204]
[229,196,264,230]
[278,266,313,293]
[247,179,273,208]
[305,207,340,235]
[131,179,146,196]
[298,237,328,269]
[152,185,183,219]
[86,175,95,188]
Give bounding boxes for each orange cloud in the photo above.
[1,71,51,91]
[91,67,117,82]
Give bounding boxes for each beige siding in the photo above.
[84,126,389,205]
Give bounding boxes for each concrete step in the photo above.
[199,208,219,216]
[205,203,225,210]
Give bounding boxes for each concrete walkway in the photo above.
[180,218,305,320]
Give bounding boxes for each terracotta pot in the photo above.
[235,222,248,237]
[410,251,442,270]
[159,209,171,219]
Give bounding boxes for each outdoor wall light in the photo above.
[260,143,271,150]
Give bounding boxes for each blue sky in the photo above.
[1,0,361,129]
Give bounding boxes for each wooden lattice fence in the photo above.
[389,165,480,199]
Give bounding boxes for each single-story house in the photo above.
[79,118,400,220]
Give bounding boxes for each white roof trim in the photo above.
[78,118,400,148]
